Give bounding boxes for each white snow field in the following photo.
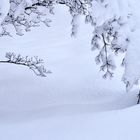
[0,5,140,140]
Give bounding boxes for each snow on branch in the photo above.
[63,0,94,36]
[91,17,129,78]
[0,0,54,36]
[0,52,51,77]
[0,0,94,36]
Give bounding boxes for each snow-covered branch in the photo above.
[0,52,51,77]
[91,17,129,78]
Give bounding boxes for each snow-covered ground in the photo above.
[0,5,140,140]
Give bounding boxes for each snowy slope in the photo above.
[1,105,140,140]
[0,4,139,140]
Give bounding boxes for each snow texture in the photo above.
[0,1,140,140]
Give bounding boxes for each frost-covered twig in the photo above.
[101,33,114,78]
[1,0,54,36]
[91,17,129,78]
[0,52,51,77]
[0,0,93,36]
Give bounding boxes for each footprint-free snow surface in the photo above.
[0,6,140,140]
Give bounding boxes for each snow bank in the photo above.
[1,104,140,140]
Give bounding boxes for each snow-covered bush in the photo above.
[0,0,139,91]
